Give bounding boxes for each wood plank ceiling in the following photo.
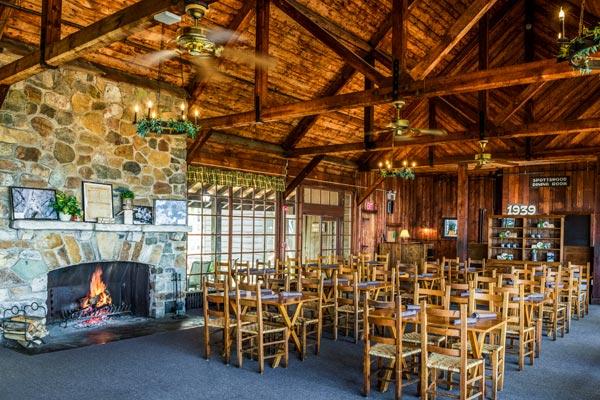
[0,0,599,179]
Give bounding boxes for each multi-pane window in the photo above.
[186,184,277,291]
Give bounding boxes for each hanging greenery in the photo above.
[379,166,415,179]
[136,118,198,138]
[557,23,600,74]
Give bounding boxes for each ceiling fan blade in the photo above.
[206,28,245,45]
[221,47,277,68]
[134,49,179,67]
[188,56,226,82]
[491,159,518,166]
[473,162,484,170]
[413,128,448,136]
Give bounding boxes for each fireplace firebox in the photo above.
[46,262,150,324]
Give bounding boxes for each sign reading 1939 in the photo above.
[506,204,537,216]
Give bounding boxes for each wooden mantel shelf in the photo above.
[10,220,191,233]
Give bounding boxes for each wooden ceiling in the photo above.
[1,0,599,178]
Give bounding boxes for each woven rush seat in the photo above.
[369,342,420,359]
[240,322,287,335]
[205,316,236,328]
[402,331,445,345]
[426,352,484,373]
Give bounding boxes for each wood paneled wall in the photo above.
[357,171,496,261]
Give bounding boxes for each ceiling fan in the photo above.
[471,139,518,169]
[138,1,274,73]
[385,100,447,140]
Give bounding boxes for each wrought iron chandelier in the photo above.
[378,160,416,179]
[557,0,600,74]
[133,26,200,138]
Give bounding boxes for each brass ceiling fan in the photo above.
[139,1,274,74]
[471,138,518,169]
[384,99,447,140]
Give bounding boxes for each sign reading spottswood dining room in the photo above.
[530,176,570,188]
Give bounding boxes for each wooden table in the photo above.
[233,291,319,365]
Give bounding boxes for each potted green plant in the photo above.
[50,191,82,221]
[120,189,135,210]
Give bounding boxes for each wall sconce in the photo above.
[399,229,410,241]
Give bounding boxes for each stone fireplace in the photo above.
[8,220,189,320]
[0,68,189,323]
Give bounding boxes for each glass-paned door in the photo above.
[302,215,339,262]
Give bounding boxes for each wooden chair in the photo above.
[468,290,509,400]
[495,284,535,371]
[566,264,586,320]
[541,267,567,340]
[232,259,250,285]
[286,256,302,290]
[557,267,575,333]
[568,261,591,316]
[269,259,290,291]
[420,301,485,399]
[334,270,364,343]
[375,253,390,269]
[293,273,324,360]
[235,281,289,373]
[202,277,235,365]
[363,295,420,400]
[214,260,232,286]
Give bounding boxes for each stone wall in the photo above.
[0,68,188,318]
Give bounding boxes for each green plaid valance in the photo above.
[187,166,285,192]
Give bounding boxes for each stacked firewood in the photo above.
[1,315,48,347]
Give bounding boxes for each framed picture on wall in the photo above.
[153,199,187,226]
[82,182,114,222]
[9,187,58,220]
[133,206,153,225]
[442,218,458,238]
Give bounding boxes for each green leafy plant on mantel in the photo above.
[120,189,135,199]
[136,118,198,138]
[557,23,600,74]
[50,191,82,218]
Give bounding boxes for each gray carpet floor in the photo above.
[1,306,599,400]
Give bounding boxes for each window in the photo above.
[187,184,277,291]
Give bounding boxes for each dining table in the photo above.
[231,290,320,366]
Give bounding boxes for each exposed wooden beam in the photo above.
[200,59,599,130]
[0,1,16,41]
[186,130,215,161]
[285,117,600,157]
[410,0,498,79]
[357,176,385,206]
[0,0,179,85]
[284,155,325,198]
[271,0,386,86]
[255,0,270,120]
[493,82,547,125]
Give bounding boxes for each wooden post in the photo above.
[456,163,468,261]
[593,157,600,304]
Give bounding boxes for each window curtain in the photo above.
[187,166,285,192]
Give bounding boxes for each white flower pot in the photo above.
[58,212,72,222]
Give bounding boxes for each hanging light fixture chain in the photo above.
[578,0,586,37]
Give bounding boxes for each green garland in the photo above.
[557,24,600,74]
[136,118,197,138]
[379,167,415,179]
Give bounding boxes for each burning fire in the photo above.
[81,266,112,309]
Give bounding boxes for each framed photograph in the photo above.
[442,218,458,238]
[9,187,58,220]
[133,206,153,225]
[153,199,187,226]
[82,182,114,222]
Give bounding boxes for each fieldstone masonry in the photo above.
[0,67,188,319]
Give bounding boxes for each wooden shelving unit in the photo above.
[487,215,564,264]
